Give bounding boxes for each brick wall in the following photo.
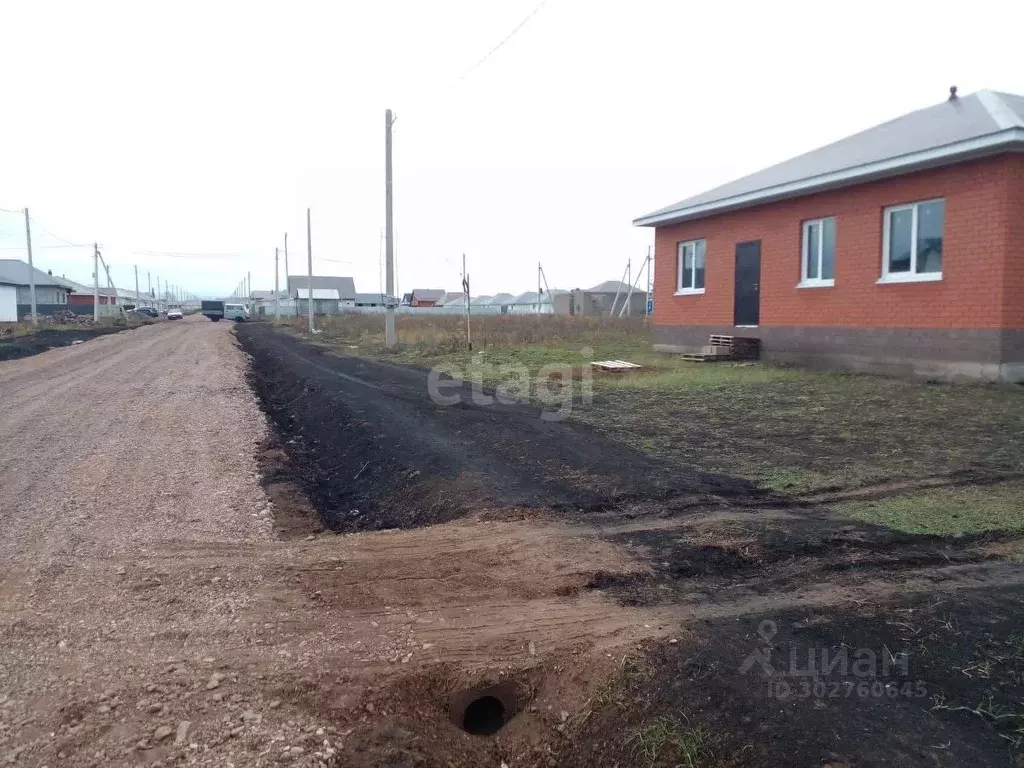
[652,154,1018,332]
[1002,154,1024,330]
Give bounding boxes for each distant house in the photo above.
[58,277,119,308]
[440,292,468,307]
[251,289,287,302]
[0,260,74,321]
[484,293,517,312]
[410,289,446,307]
[353,292,387,307]
[287,275,356,315]
[634,88,1024,381]
[508,291,541,314]
[553,280,646,317]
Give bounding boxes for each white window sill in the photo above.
[796,280,835,289]
[674,288,706,296]
[876,272,943,285]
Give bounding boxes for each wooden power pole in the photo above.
[23,209,37,325]
[384,109,397,348]
[306,208,314,333]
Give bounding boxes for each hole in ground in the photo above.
[449,681,519,736]
[462,696,505,735]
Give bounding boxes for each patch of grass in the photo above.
[595,654,653,710]
[0,322,34,338]
[932,691,1024,748]
[628,717,712,768]
[835,484,1024,536]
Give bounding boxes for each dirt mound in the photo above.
[0,327,128,361]
[236,323,758,531]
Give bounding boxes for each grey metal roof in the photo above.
[0,260,75,289]
[353,292,386,304]
[635,89,1024,227]
[513,291,540,303]
[58,276,119,297]
[287,275,356,299]
[587,280,632,293]
[251,289,286,300]
[469,294,493,306]
[485,293,516,306]
[411,288,446,302]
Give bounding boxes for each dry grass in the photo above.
[282,312,650,353]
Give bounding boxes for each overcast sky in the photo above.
[1,0,1022,298]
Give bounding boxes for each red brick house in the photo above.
[634,88,1024,381]
[410,289,446,307]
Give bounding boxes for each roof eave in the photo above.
[633,129,1024,228]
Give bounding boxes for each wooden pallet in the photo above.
[591,359,643,373]
[679,334,761,363]
[707,335,761,360]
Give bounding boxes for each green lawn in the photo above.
[283,315,1024,540]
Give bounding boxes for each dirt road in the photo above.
[0,318,666,767]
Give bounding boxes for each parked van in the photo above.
[224,304,249,321]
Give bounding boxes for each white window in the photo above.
[880,199,944,283]
[800,217,836,287]
[676,239,706,294]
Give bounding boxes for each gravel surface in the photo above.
[0,317,663,767]
[0,318,297,766]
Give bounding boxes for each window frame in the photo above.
[798,216,836,288]
[879,198,945,284]
[675,238,707,295]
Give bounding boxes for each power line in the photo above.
[27,215,90,248]
[0,244,91,251]
[457,0,552,83]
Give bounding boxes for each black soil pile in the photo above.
[560,584,1024,767]
[236,323,760,531]
[0,327,128,362]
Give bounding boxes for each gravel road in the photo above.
[0,318,661,767]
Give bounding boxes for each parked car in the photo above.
[131,307,160,318]
[166,308,184,320]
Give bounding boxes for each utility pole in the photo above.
[609,260,630,318]
[134,265,140,310]
[283,232,290,296]
[157,276,161,312]
[384,108,396,348]
[23,209,37,325]
[626,258,631,316]
[537,261,542,315]
[93,244,100,322]
[99,253,119,315]
[147,272,151,306]
[620,251,649,318]
[306,207,314,333]
[274,247,280,324]
[247,271,251,305]
[462,253,471,350]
